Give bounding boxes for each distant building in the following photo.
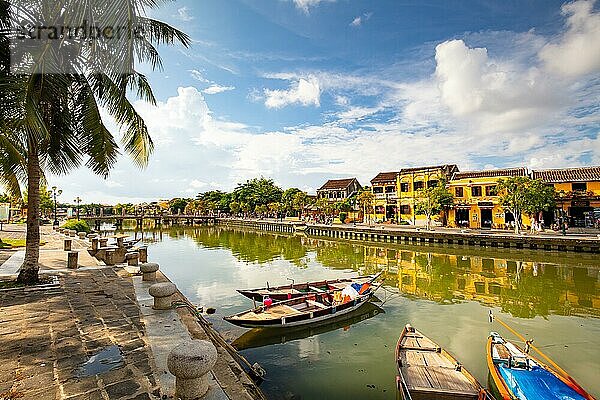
[448,167,528,229]
[532,166,600,228]
[370,165,459,224]
[317,178,362,202]
[370,172,400,222]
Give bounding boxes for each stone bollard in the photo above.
[140,263,159,281]
[99,238,109,247]
[87,233,98,242]
[148,282,177,310]
[58,228,64,234]
[77,232,87,239]
[138,246,148,263]
[105,249,116,266]
[125,251,139,266]
[91,238,99,252]
[116,236,125,248]
[64,239,72,251]
[69,230,77,237]
[167,340,218,400]
[67,251,79,269]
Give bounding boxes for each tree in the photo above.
[282,188,302,214]
[414,179,454,230]
[497,177,555,234]
[268,202,281,218]
[232,177,283,210]
[315,198,333,216]
[39,186,54,217]
[168,198,189,214]
[0,1,189,283]
[357,190,375,224]
[292,191,308,217]
[229,201,240,216]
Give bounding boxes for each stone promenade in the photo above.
[0,226,158,400]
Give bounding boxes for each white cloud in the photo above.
[539,0,600,77]
[189,69,209,83]
[202,84,235,95]
[264,76,321,108]
[176,7,194,22]
[292,0,335,14]
[350,12,372,27]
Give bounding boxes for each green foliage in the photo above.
[496,177,556,233]
[334,199,353,212]
[168,198,189,214]
[62,219,91,233]
[415,179,454,228]
[229,201,241,215]
[338,212,347,223]
[315,198,333,215]
[232,177,283,209]
[0,193,10,203]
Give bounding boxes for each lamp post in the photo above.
[49,186,62,226]
[74,197,82,220]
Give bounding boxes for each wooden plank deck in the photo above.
[398,331,479,399]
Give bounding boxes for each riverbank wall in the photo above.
[216,218,600,254]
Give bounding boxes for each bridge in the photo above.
[80,214,217,229]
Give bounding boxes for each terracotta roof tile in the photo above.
[452,167,527,180]
[370,172,400,184]
[400,164,459,174]
[318,178,360,191]
[532,166,600,183]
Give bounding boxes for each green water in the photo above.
[133,225,600,399]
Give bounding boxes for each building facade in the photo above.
[396,165,459,225]
[317,178,362,202]
[447,168,528,229]
[370,172,400,222]
[532,166,600,228]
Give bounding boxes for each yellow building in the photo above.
[532,166,600,228]
[396,165,458,225]
[448,167,528,229]
[370,172,400,222]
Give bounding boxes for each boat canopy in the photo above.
[497,364,587,400]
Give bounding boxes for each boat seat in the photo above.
[308,286,325,292]
[306,300,328,309]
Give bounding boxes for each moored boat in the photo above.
[487,331,594,400]
[396,324,489,400]
[237,271,382,301]
[224,282,379,328]
[231,302,384,350]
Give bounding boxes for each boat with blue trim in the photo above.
[487,332,595,400]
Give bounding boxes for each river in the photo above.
[128,225,600,399]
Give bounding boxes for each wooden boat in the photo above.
[237,271,382,301]
[396,324,489,400]
[231,302,384,350]
[224,284,379,328]
[487,331,594,400]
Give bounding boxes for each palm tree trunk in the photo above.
[17,144,41,284]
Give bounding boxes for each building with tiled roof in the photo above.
[370,172,400,185]
[532,166,600,228]
[452,167,527,180]
[316,178,362,202]
[531,166,600,183]
[448,167,529,229]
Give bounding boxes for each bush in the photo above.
[338,212,347,224]
[62,219,91,233]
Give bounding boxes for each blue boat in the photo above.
[487,332,594,400]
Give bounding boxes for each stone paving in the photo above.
[0,225,264,400]
[0,226,159,400]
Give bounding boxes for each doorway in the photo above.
[481,209,492,229]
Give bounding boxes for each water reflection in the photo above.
[134,225,599,320]
[129,225,600,399]
[232,302,384,351]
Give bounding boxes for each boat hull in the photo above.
[486,334,592,400]
[224,294,374,329]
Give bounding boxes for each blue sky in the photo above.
[52,0,600,204]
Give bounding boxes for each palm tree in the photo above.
[0,0,189,283]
